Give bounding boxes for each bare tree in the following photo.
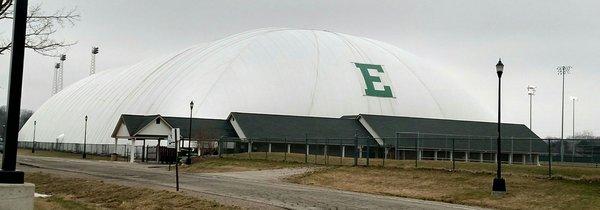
[0,0,79,56]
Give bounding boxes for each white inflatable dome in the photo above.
[19,28,492,144]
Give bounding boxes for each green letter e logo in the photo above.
[354,63,394,98]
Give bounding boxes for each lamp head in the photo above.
[496,58,504,77]
[92,47,99,54]
[190,101,194,109]
[85,115,88,121]
[527,85,537,95]
[60,54,66,61]
[54,63,60,69]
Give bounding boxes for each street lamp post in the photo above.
[83,115,88,159]
[0,0,29,184]
[174,128,180,191]
[187,101,194,165]
[492,58,507,195]
[32,120,36,153]
[557,65,572,162]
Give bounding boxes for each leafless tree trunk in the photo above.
[0,0,79,56]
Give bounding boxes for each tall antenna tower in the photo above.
[57,54,66,93]
[52,63,60,94]
[90,47,99,75]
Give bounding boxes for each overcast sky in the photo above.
[1,0,599,138]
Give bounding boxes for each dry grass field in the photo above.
[19,150,600,209]
[27,172,238,210]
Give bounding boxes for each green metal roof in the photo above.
[120,114,160,136]
[354,114,546,153]
[163,117,237,140]
[230,112,373,145]
[116,114,237,140]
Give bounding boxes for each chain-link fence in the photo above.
[214,136,600,178]
[17,136,600,179]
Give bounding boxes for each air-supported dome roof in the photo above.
[19,28,491,143]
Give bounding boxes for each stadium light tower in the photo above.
[90,47,99,75]
[52,63,60,94]
[526,85,536,130]
[58,54,66,93]
[557,65,572,162]
[492,58,506,195]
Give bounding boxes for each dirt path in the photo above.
[207,167,315,181]
[17,155,485,210]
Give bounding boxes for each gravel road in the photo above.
[17,155,485,210]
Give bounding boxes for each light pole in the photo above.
[570,96,578,138]
[58,54,66,93]
[174,128,180,191]
[90,47,99,75]
[570,96,578,162]
[526,85,536,130]
[187,101,194,165]
[32,120,36,153]
[0,0,29,184]
[492,58,506,195]
[52,63,60,94]
[83,115,88,159]
[557,65,572,162]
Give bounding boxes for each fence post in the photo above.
[284,137,287,162]
[324,139,328,165]
[452,138,456,171]
[382,144,386,167]
[395,132,399,160]
[591,147,594,165]
[548,139,552,178]
[529,138,533,164]
[572,140,575,163]
[265,138,269,160]
[247,139,251,159]
[366,139,370,167]
[354,130,358,167]
[305,134,308,164]
[219,137,223,158]
[415,133,419,168]
[314,139,318,164]
[340,138,344,165]
[510,137,514,165]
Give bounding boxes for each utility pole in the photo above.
[90,47,99,75]
[557,65,572,162]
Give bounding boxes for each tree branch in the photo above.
[0,2,79,56]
